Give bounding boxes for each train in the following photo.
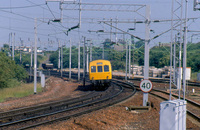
[89,59,112,88]
[42,63,54,69]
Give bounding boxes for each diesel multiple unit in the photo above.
[89,60,112,87]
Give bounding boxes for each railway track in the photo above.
[130,82,200,125]
[29,70,199,127]
[42,70,200,87]
[0,80,136,129]
[150,89,200,123]
[44,70,200,121]
[112,75,200,87]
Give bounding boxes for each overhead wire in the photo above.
[0,25,63,40]
[0,8,34,21]
[25,0,131,43]
[26,0,73,19]
[46,3,57,20]
[0,9,64,33]
[0,4,45,9]
[0,8,68,41]
[0,13,32,23]
[5,1,197,49]
[0,0,69,42]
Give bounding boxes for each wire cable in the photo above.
[0,4,46,9]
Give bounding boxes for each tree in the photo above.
[49,41,200,73]
[0,52,28,88]
[150,46,170,68]
[135,40,144,49]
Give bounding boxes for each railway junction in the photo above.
[0,72,199,129]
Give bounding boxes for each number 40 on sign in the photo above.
[140,79,153,93]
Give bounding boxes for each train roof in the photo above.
[42,63,53,65]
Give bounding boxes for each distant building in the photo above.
[15,46,43,54]
[113,43,125,51]
[131,65,173,78]
[159,42,170,47]
[112,39,126,51]
[23,47,31,53]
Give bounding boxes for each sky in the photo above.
[0,0,200,50]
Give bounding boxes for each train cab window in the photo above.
[97,66,103,72]
[91,66,96,72]
[104,65,109,72]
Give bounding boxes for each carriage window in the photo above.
[91,66,96,72]
[97,66,103,72]
[104,65,109,72]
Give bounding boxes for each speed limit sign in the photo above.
[140,79,153,93]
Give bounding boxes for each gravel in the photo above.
[0,77,199,129]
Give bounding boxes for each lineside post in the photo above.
[143,5,150,106]
[34,18,38,94]
[83,37,86,87]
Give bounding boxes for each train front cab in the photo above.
[89,60,112,87]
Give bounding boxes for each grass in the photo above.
[0,83,43,103]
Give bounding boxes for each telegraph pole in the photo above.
[30,39,33,70]
[125,39,128,81]
[83,37,86,87]
[79,0,82,27]
[34,18,38,94]
[78,41,80,81]
[102,43,104,59]
[58,41,61,70]
[28,38,32,81]
[132,36,135,77]
[110,18,112,42]
[143,5,151,106]
[69,39,72,80]
[86,42,89,73]
[183,0,188,100]
[61,41,63,77]
[129,40,131,79]
[12,33,15,60]
[78,0,81,82]
[20,38,23,64]
[90,42,92,62]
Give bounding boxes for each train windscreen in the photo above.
[104,65,109,72]
[97,66,103,72]
[91,66,96,72]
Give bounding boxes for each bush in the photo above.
[0,52,28,88]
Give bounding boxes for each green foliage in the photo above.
[101,38,116,48]
[111,60,125,71]
[135,47,144,66]
[150,46,170,68]
[92,47,103,60]
[49,51,58,68]
[187,42,200,72]
[3,44,9,49]
[135,40,145,49]
[49,42,200,73]
[2,44,11,56]
[14,51,43,68]
[14,64,28,81]
[0,52,28,88]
